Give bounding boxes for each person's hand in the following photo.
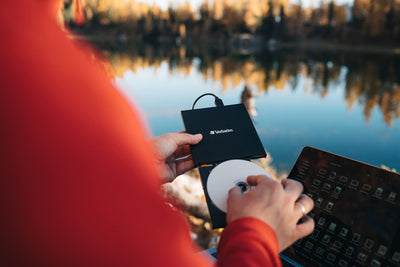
[150,132,202,183]
[226,176,314,252]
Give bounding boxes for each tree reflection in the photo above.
[101,43,400,127]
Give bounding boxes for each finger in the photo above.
[295,216,315,240]
[174,144,191,159]
[247,175,271,186]
[175,156,195,176]
[282,179,304,201]
[295,194,314,218]
[173,133,202,158]
[172,133,203,147]
[281,179,303,191]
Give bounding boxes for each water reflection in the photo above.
[240,85,257,117]
[102,44,400,127]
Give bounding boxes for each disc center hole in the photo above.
[236,181,250,193]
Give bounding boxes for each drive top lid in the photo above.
[181,103,266,166]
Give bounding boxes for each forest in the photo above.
[62,0,400,46]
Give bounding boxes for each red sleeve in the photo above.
[0,2,207,266]
[217,218,282,267]
[0,2,281,266]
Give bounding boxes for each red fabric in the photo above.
[0,1,281,266]
[217,218,282,267]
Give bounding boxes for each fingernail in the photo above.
[194,133,202,138]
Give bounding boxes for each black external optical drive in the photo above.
[181,103,266,166]
[181,101,266,228]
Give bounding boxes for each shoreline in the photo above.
[70,33,400,56]
[276,41,400,55]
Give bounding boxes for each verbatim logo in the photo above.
[209,129,234,135]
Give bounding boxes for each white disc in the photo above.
[207,159,270,212]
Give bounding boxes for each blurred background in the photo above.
[60,0,400,248]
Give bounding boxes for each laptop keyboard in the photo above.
[290,174,400,266]
[282,147,400,267]
[292,211,391,267]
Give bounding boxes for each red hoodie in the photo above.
[0,1,281,266]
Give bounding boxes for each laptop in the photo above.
[204,147,400,267]
[281,146,400,267]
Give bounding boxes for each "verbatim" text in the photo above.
[209,129,234,135]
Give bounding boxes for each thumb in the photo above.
[227,186,243,206]
[295,216,315,240]
[174,133,203,146]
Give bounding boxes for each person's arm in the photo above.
[217,218,281,267]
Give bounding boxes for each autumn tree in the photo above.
[351,0,369,29]
[363,0,393,38]
[286,1,304,40]
[222,1,247,34]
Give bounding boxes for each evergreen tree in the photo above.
[328,1,335,27]
[278,4,287,40]
[385,0,395,31]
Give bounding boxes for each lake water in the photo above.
[103,44,400,175]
